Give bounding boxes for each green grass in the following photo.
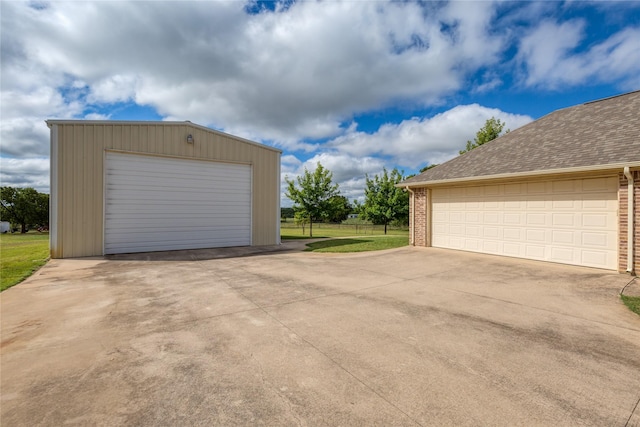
[0,232,49,291]
[281,222,408,239]
[304,235,408,253]
[621,295,640,316]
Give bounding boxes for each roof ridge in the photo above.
[584,89,640,105]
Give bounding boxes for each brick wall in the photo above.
[618,170,640,274]
[411,188,428,246]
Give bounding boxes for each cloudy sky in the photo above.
[1,1,639,206]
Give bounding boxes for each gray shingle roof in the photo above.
[401,90,640,186]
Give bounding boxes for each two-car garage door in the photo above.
[431,177,618,270]
[104,152,251,254]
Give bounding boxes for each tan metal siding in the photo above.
[51,122,280,258]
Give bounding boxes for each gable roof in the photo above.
[401,90,640,187]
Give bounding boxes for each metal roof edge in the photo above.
[45,119,282,154]
[397,161,640,188]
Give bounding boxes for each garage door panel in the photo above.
[432,177,617,269]
[449,237,464,249]
[503,228,522,240]
[482,240,500,253]
[581,251,610,267]
[483,227,500,239]
[465,212,480,223]
[582,178,613,192]
[105,152,251,254]
[582,213,609,228]
[551,230,575,245]
[483,212,500,224]
[503,213,522,225]
[450,224,464,235]
[526,229,546,242]
[503,242,522,257]
[465,239,481,250]
[580,232,609,248]
[526,199,547,209]
[550,247,574,263]
[526,213,547,226]
[504,200,523,209]
[525,245,546,259]
[551,213,576,227]
[466,225,481,237]
[581,198,612,208]
[527,182,547,193]
[552,180,576,193]
[504,183,523,194]
[450,212,464,223]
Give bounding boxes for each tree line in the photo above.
[0,187,49,233]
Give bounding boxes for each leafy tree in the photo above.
[285,163,340,237]
[362,168,409,234]
[352,199,363,215]
[459,117,509,155]
[293,209,309,235]
[280,207,295,219]
[0,187,49,233]
[325,195,352,223]
[419,164,438,173]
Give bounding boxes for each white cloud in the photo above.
[517,19,640,89]
[0,158,49,193]
[88,74,138,104]
[0,118,51,158]
[327,104,533,169]
[84,113,111,120]
[1,0,506,144]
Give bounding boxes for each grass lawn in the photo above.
[0,232,49,291]
[621,295,640,316]
[304,235,408,253]
[281,223,408,239]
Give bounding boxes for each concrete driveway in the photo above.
[2,242,639,426]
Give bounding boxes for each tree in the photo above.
[362,168,409,234]
[459,117,509,155]
[325,195,352,223]
[280,207,295,219]
[285,163,340,237]
[0,187,49,233]
[419,164,438,173]
[293,209,309,235]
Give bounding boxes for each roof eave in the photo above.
[397,161,640,188]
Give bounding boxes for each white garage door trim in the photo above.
[431,177,618,270]
[104,152,252,254]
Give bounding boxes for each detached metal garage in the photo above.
[48,120,281,258]
[401,91,640,272]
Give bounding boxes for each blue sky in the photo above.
[1,1,639,206]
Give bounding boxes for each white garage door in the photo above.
[105,152,251,254]
[431,177,618,269]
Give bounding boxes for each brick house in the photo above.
[400,91,640,273]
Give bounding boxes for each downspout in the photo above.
[406,186,415,246]
[623,167,635,273]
